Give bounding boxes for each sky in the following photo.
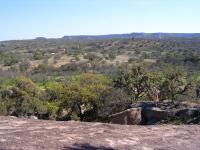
[0,0,200,41]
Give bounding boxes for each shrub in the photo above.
[34,64,49,73]
[59,73,111,121]
[46,102,59,120]
[4,56,19,66]
[33,51,45,60]
[0,77,47,117]
[114,66,150,101]
[19,60,31,72]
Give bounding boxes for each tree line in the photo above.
[0,66,199,122]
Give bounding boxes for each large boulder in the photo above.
[188,116,200,124]
[142,107,172,124]
[175,108,200,123]
[109,108,142,125]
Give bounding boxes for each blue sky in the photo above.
[0,0,200,41]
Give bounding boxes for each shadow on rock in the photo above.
[63,143,116,150]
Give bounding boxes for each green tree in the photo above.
[59,73,111,121]
[45,81,64,119]
[33,51,45,60]
[114,66,150,101]
[9,77,46,116]
[160,69,192,103]
[45,81,64,102]
[4,55,19,66]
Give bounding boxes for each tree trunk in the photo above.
[77,105,83,121]
[171,94,175,103]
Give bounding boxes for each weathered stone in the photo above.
[175,108,200,121]
[188,116,200,124]
[109,108,142,125]
[142,107,171,124]
[110,101,200,125]
[1,116,200,150]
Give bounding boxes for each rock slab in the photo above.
[1,116,200,150]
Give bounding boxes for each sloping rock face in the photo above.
[1,117,200,150]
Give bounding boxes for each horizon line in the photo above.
[1,32,200,42]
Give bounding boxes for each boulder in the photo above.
[109,108,142,125]
[175,108,200,122]
[109,102,200,125]
[188,116,200,124]
[142,107,172,124]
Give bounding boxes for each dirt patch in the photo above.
[0,116,200,150]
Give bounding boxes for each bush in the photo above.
[108,52,116,60]
[59,73,111,121]
[46,102,59,120]
[97,88,131,119]
[0,77,47,117]
[34,64,49,73]
[0,101,8,115]
[114,66,150,101]
[4,56,19,66]
[19,60,31,72]
[33,51,45,60]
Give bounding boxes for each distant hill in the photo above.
[1,33,200,42]
[62,33,200,41]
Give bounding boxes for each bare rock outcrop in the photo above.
[142,107,172,124]
[109,108,142,125]
[1,116,200,150]
[109,106,171,125]
[110,102,200,125]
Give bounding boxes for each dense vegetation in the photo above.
[1,37,200,121]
